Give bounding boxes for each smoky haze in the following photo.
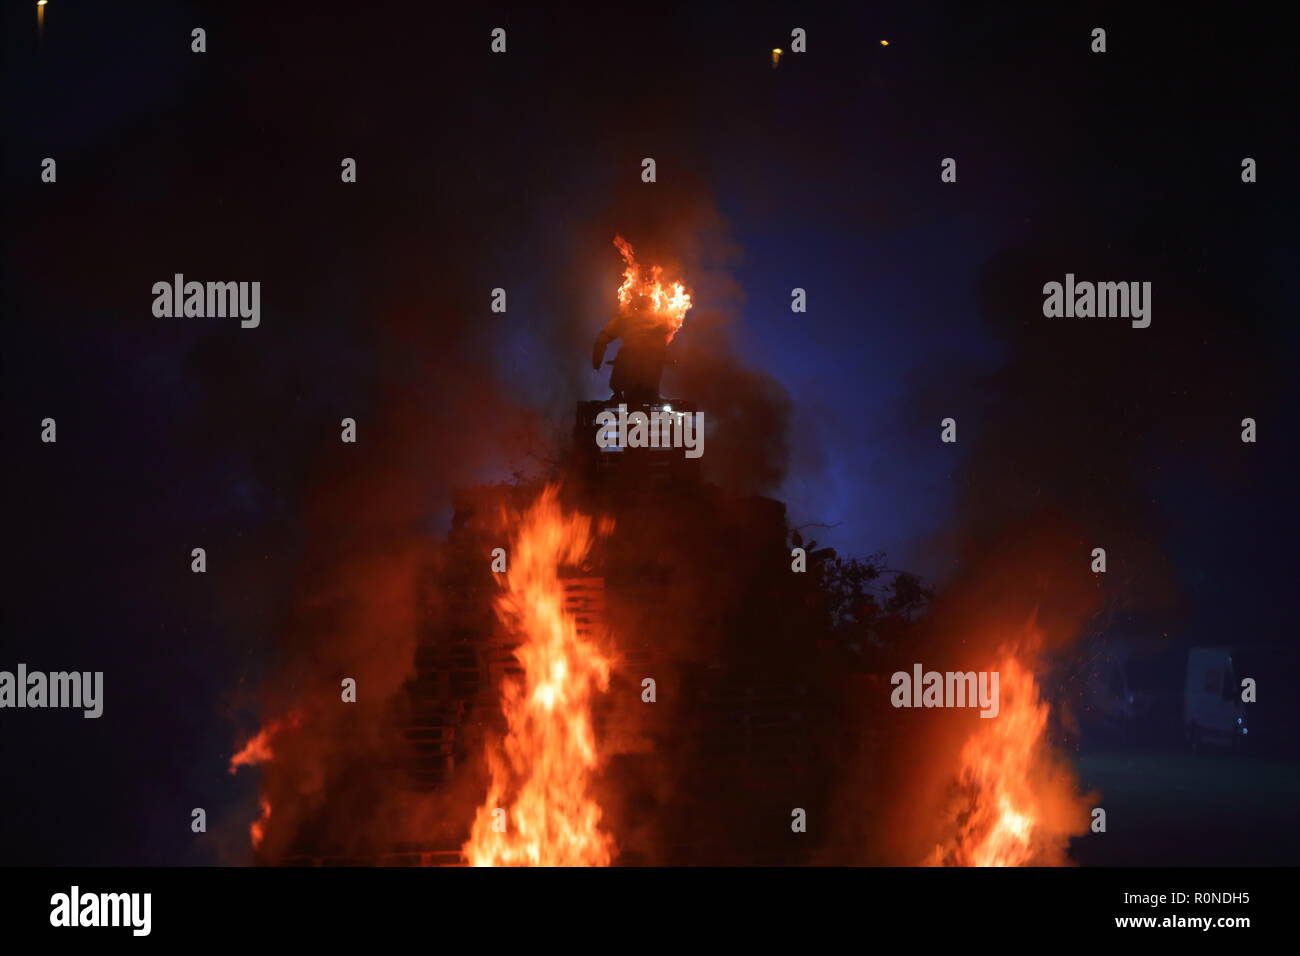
[824,217,1273,862]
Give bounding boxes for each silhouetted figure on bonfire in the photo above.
[591,311,671,404]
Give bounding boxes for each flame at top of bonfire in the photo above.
[613,235,692,342]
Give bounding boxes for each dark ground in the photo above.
[1071,745,1300,866]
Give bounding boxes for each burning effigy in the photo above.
[591,236,693,404]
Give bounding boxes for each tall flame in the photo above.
[463,485,615,866]
[930,635,1093,867]
[613,235,692,342]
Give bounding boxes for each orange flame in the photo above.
[930,636,1093,867]
[229,712,302,850]
[249,796,272,849]
[613,235,692,342]
[229,727,275,774]
[463,485,615,866]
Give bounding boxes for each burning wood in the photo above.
[928,631,1094,867]
[463,485,616,866]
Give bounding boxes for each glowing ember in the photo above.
[613,235,692,342]
[249,796,272,849]
[463,485,615,866]
[930,636,1092,867]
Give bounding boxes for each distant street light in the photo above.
[37,1,47,44]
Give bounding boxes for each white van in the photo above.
[1184,645,1297,754]
[1184,647,1246,751]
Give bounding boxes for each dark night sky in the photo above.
[2,2,1297,864]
